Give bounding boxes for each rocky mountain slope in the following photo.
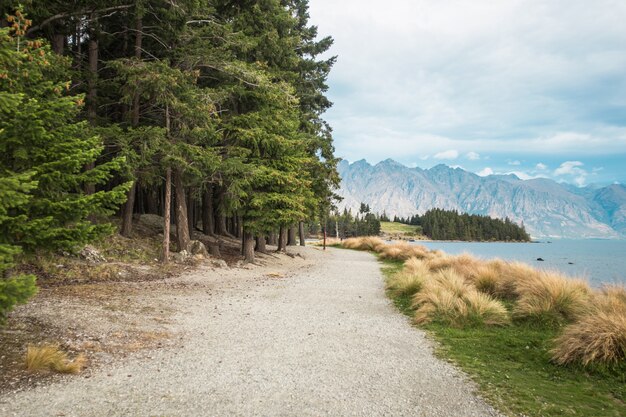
[337,159,626,239]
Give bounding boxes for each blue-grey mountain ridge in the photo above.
[337,159,626,239]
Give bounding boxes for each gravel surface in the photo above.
[0,247,501,416]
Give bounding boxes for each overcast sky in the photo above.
[308,0,626,186]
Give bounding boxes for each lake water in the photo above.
[412,240,626,288]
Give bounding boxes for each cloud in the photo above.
[536,163,548,170]
[466,152,481,160]
[508,160,521,166]
[477,167,494,176]
[434,150,459,160]
[554,161,585,176]
[554,161,588,185]
[308,0,626,184]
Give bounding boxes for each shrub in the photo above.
[25,344,86,374]
[551,286,626,366]
[513,270,591,325]
[0,273,38,324]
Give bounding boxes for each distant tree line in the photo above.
[395,209,530,241]
[312,203,382,238]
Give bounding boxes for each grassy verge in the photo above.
[380,221,424,237]
[379,256,626,417]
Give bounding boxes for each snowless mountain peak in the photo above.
[337,159,626,239]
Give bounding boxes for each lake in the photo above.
[412,240,626,288]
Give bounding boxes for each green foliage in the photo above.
[396,208,531,241]
[0,271,37,324]
[326,205,382,237]
[0,24,129,252]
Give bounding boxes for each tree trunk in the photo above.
[84,27,98,195]
[173,169,190,252]
[277,226,287,252]
[298,221,306,246]
[216,212,228,236]
[87,34,98,124]
[131,14,142,126]
[162,168,171,263]
[287,226,297,246]
[187,190,194,235]
[201,187,214,235]
[52,33,64,55]
[255,235,267,253]
[120,181,136,237]
[237,216,243,238]
[243,230,255,263]
[268,232,277,246]
[146,188,158,214]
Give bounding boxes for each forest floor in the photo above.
[0,246,501,417]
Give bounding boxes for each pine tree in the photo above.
[0,17,130,252]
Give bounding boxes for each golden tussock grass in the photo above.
[551,286,626,366]
[385,257,429,297]
[25,344,86,374]
[513,270,592,324]
[377,241,430,261]
[412,269,510,327]
[341,236,386,252]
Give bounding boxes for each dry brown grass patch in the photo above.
[551,286,626,366]
[386,257,430,297]
[411,269,509,327]
[341,236,386,252]
[377,241,430,261]
[513,270,591,324]
[25,344,86,374]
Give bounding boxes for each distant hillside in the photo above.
[337,159,626,239]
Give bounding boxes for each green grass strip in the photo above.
[379,258,626,417]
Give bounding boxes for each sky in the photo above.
[307,0,626,186]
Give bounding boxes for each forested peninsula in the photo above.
[1,1,338,320]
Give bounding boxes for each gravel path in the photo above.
[0,247,501,416]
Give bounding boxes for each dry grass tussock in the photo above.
[551,286,626,366]
[25,344,86,374]
[385,257,430,297]
[377,241,431,261]
[341,236,386,252]
[412,269,510,327]
[513,270,591,324]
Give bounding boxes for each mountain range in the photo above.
[337,159,626,239]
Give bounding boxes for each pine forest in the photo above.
[0,1,339,320]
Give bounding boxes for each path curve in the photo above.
[0,247,501,416]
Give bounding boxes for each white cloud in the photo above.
[506,171,541,181]
[554,161,585,176]
[466,152,481,160]
[536,163,548,170]
[433,150,459,160]
[508,160,521,166]
[308,0,626,184]
[477,167,494,177]
[554,161,588,186]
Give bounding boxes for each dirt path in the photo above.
[0,247,501,416]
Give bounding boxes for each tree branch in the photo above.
[27,5,133,35]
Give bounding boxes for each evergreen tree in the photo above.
[0,16,129,252]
